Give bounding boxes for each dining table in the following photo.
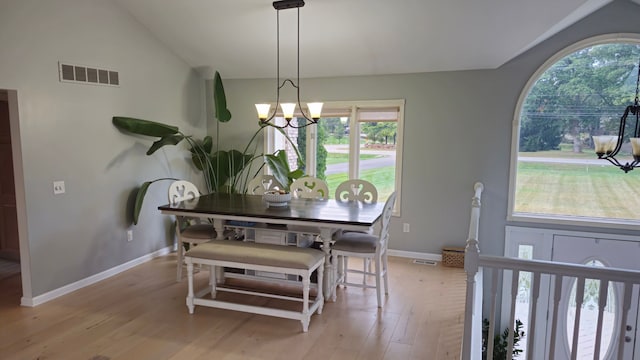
[158,192,386,300]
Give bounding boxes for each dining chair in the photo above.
[247,175,284,195]
[290,176,329,200]
[288,176,329,235]
[331,191,397,308]
[169,180,217,282]
[334,179,378,204]
[333,179,379,274]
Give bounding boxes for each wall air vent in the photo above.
[59,62,119,87]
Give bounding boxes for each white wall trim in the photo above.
[388,248,442,262]
[21,246,172,307]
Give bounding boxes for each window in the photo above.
[509,38,640,227]
[265,100,404,215]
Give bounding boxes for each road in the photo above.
[324,144,395,175]
[323,146,617,176]
[518,156,616,165]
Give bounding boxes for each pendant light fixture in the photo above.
[255,0,323,129]
[593,57,640,172]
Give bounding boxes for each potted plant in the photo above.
[113,71,303,224]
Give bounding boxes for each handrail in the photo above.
[479,254,640,282]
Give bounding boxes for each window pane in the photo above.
[359,121,397,201]
[513,43,640,223]
[271,117,301,173]
[265,100,403,211]
[319,117,350,194]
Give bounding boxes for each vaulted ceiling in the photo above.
[114,0,621,79]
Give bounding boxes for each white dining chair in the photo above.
[290,176,329,200]
[331,191,397,308]
[168,180,216,282]
[333,179,379,276]
[288,176,329,235]
[247,175,284,195]
[334,179,378,204]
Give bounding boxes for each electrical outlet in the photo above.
[127,230,133,242]
[53,181,65,195]
[403,223,410,233]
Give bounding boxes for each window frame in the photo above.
[507,33,640,230]
[264,99,405,216]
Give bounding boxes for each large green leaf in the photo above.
[264,150,305,190]
[113,117,179,137]
[214,71,232,123]
[265,150,292,189]
[133,181,152,225]
[202,136,213,154]
[147,134,185,155]
[131,178,178,225]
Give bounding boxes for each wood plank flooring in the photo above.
[0,255,466,360]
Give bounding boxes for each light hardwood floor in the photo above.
[0,255,466,360]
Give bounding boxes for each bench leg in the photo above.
[301,276,310,332]
[186,260,195,314]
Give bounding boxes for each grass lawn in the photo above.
[326,166,395,200]
[519,145,596,159]
[515,161,640,220]
[325,153,382,165]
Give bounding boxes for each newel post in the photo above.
[461,182,483,360]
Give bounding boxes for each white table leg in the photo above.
[318,228,335,301]
[213,218,225,283]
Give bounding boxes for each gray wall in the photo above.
[0,0,205,297]
[219,0,640,258]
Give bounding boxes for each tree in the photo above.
[361,122,397,145]
[520,43,640,152]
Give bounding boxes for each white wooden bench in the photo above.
[184,240,325,332]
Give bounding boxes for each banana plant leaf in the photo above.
[131,178,177,225]
[214,71,232,122]
[112,117,179,137]
[213,149,254,192]
[132,181,152,225]
[147,134,185,155]
[265,150,304,190]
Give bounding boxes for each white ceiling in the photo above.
[114,0,617,79]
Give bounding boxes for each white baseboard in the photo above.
[21,247,173,307]
[387,249,442,262]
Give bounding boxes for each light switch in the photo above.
[53,181,65,195]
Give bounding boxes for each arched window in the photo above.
[509,36,640,227]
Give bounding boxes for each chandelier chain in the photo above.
[256,0,321,129]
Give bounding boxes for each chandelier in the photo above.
[255,0,323,129]
[593,57,640,172]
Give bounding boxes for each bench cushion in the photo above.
[186,240,325,270]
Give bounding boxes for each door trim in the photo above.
[4,89,32,303]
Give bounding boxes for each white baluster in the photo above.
[570,277,585,360]
[526,271,541,360]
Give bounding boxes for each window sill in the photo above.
[508,212,640,231]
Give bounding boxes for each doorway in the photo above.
[0,89,29,306]
[551,235,639,360]
[504,226,640,360]
[0,91,19,263]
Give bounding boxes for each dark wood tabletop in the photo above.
[158,192,385,227]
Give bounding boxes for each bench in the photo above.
[184,240,325,332]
